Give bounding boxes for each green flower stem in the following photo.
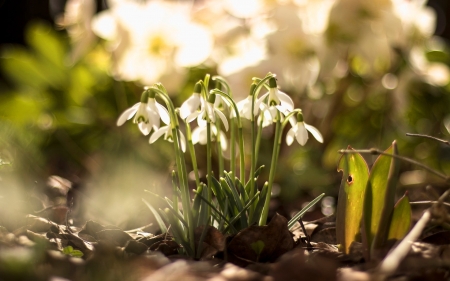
[212,76,235,178]
[249,74,276,205]
[259,109,301,226]
[216,120,224,177]
[230,118,236,178]
[255,116,264,164]
[206,122,213,218]
[210,89,245,183]
[150,86,194,252]
[185,122,200,188]
[238,127,245,184]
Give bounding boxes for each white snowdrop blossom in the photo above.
[258,77,294,122]
[236,95,260,120]
[286,115,323,146]
[179,83,203,120]
[192,125,228,151]
[196,95,229,131]
[149,125,187,153]
[116,91,170,136]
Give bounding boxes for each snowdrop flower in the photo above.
[116,90,170,135]
[286,113,323,146]
[192,125,228,151]
[234,83,265,120]
[150,125,187,153]
[179,83,203,120]
[196,94,229,131]
[258,77,294,122]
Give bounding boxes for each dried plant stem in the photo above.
[377,190,450,279]
[338,149,449,181]
[406,133,450,146]
[410,201,450,207]
[376,210,431,278]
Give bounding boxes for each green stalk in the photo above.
[206,122,212,218]
[150,86,195,253]
[230,118,236,178]
[210,89,245,184]
[216,120,224,177]
[255,115,264,164]
[185,122,200,188]
[249,74,276,208]
[259,110,300,226]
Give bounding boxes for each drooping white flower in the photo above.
[179,83,203,120]
[196,94,229,131]
[258,77,294,123]
[149,125,186,152]
[191,125,228,151]
[116,90,170,136]
[234,83,264,120]
[286,114,323,146]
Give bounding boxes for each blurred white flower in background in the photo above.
[58,0,448,94]
[91,0,213,89]
[56,0,97,63]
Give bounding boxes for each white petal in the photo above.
[278,91,295,111]
[150,126,168,144]
[179,94,201,119]
[295,122,308,146]
[220,131,228,151]
[178,130,187,152]
[215,108,229,131]
[139,122,152,136]
[206,103,216,123]
[191,127,202,144]
[186,110,201,123]
[257,92,270,104]
[116,103,139,126]
[305,123,324,143]
[155,102,170,125]
[197,113,207,127]
[286,128,296,146]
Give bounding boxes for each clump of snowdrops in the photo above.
[117,73,324,256]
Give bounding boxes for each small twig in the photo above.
[410,201,450,207]
[299,218,313,250]
[376,210,431,279]
[406,133,450,146]
[124,223,154,233]
[376,189,450,280]
[338,149,449,181]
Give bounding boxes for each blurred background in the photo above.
[1,0,450,231]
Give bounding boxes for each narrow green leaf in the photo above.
[388,193,411,241]
[220,178,243,213]
[336,146,369,254]
[235,177,249,203]
[288,193,325,229]
[251,182,268,225]
[210,176,227,214]
[225,172,245,206]
[362,143,395,254]
[223,191,260,233]
[142,199,168,233]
